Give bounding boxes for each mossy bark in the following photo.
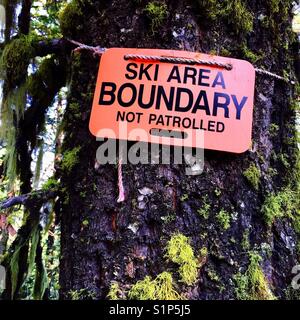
[58,0,299,300]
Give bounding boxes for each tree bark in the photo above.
[58,0,299,300]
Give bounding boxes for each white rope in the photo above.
[255,67,295,85]
[124,54,233,70]
[67,39,296,204]
[66,39,296,85]
[117,150,125,203]
[67,38,106,56]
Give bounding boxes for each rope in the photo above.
[117,151,125,203]
[67,38,106,56]
[124,54,233,70]
[255,67,295,85]
[66,39,295,84]
[66,39,296,204]
[124,54,295,84]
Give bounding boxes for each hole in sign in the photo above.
[149,128,188,139]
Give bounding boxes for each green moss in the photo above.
[178,262,198,286]
[0,82,28,188]
[59,0,83,37]
[27,57,58,99]
[216,209,231,230]
[107,282,122,300]
[230,237,236,244]
[214,188,221,197]
[261,243,272,258]
[61,146,81,173]
[33,259,49,300]
[0,35,34,87]
[243,164,261,191]
[261,0,291,48]
[2,127,17,189]
[42,178,60,191]
[68,103,81,120]
[180,193,189,202]
[80,191,87,198]
[224,0,253,35]
[197,195,211,219]
[267,167,278,178]
[241,229,250,251]
[294,215,300,235]
[165,233,199,285]
[268,0,280,14]
[28,225,40,277]
[161,213,176,224]
[200,247,208,258]
[196,0,219,20]
[278,153,290,168]
[297,241,300,257]
[165,233,195,265]
[196,0,253,35]
[69,288,96,300]
[261,189,297,226]
[144,1,168,33]
[128,272,182,300]
[220,48,231,57]
[209,49,218,55]
[128,276,156,300]
[10,245,22,299]
[155,272,182,300]
[234,252,276,300]
[82,219,89,227]
[207,269,219,282]
[240,45,263,64]
[261,193,284,226]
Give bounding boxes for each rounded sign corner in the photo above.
[240,59,256,73]
[89,121,98,137]
[235,141,252,154]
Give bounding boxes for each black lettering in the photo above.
[156,115,164,125]
[199,119,207,131]
[217,122,225,132]
[156,86,175,111]
[213,92,230,118]
[183,67,197,85]
[154,64,159,81]
[136,112,143,123]
[175,88,193,112]
[182,117,192,128]
[139,63,153,80]
[126,112,136,122]
[198,69,210,87]
[208,120,216,131]
[165,115,172,126]
[116,111,125,121]
[192,90,210,115]
[138,84,156,109]
[173,116,181,127]
[117,83,137,107]
[212,72,226,89]
[149,113,157,124]
[125,63,138,80]
[167,66,181,83]
[99,82,116,105]
[232,95,248,120]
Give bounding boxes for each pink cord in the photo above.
[117,154,125,203]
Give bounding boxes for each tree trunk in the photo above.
[58,0,299,300]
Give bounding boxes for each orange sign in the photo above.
[89,48,255,153]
